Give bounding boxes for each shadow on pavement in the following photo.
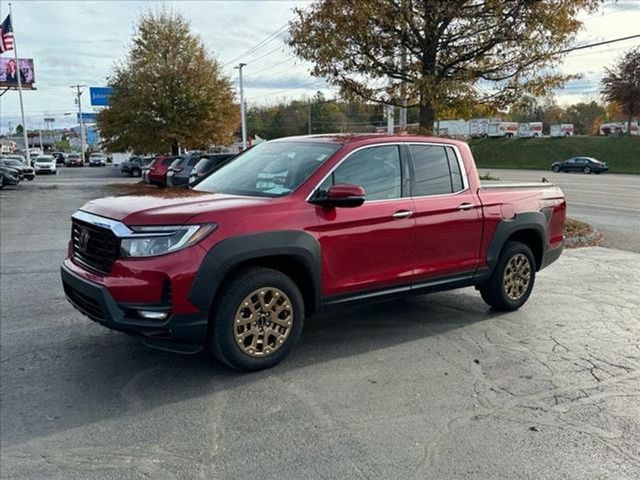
[2,290,504,447]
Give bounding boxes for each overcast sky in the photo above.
[0,0,639,132]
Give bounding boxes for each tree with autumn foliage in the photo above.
[98,10,239,154]
[288,0,599,133]
[601,48,640,136]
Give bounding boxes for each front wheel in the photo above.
[479,241,536,311]
[210,267,304,371]
[552,165,560,172]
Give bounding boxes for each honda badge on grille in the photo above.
[78,229,90,252]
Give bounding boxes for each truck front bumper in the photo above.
[61,263,208,349]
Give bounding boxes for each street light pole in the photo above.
[71,85,87,160]
[235,63,247,150]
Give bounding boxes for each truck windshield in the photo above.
[194,141,340,197]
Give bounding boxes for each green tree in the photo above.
[288,0,598,133]
[15,124,23,135]
[509,95,547,123]
[564,101,605,135]
[55,139,71,151]
[601,47,640,136]
[98,10,239,154]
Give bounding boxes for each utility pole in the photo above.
[386,104,394,134]
[71,85,87,160]
[399,0,408,131]
[9,3,31,165]
[308,99,312,135]
[235,63,247,150]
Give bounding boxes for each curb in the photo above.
[564,228,603,248]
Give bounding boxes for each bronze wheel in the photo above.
[479,241,536,311]
[234,288,294,357]
[502,253,531,301]
[210,267,305,371]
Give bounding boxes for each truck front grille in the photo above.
[72,218,120,274]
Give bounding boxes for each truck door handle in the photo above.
[392,210,413,219]
[458,203,474,211]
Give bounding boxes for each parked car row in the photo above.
[1,155,35,180]
[136,152,237,188]
[120,156,154,177]
[0,154,36,189]
[131,153,236,188]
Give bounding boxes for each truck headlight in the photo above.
[120,224,216,258]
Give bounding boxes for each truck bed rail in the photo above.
[480,182,555,189]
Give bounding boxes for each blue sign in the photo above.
[71,126,99,145]
[89,87,112,106]
[86,128,99,145]
[77,112,98,124]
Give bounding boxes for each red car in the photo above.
[62,134,566,371]
[142,155,177,187]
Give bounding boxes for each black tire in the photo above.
[132,168,141,177]
[209,267,305,372]
[479,241,536,311]
[552,165,560,172]
[583,166,591,174]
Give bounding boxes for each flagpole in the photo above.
[9,3,30,165]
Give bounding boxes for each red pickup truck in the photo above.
[61,135,566,371]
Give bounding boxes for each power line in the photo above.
[244,57,296,78]
[221,23,289,67]
[561,34,640,55]
[246,80,327,100]
[242,43,289,67]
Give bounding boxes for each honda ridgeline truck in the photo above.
[62,135,566,371]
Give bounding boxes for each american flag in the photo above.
[0,15,14,53]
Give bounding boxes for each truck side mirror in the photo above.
[310,183,365,208]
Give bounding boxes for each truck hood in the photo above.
[81,192,270,225]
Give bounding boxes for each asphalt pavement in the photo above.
[478,168,640,253]
[1,167,639,479]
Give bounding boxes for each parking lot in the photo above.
[1,167,639,479]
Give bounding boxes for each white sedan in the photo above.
[33,155,57,175]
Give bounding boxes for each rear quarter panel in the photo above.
[478,185,566,268]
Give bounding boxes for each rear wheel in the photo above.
[583,166,591,174]
[210,267,304,371]
[132,168,141,177]
[479,241,535,311]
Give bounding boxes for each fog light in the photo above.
[137,310,169,320]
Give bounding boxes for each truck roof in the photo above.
[270,133,468,148]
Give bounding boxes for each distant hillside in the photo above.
[468,136,640,174]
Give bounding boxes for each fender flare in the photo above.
[188,230,322,315]
[486,212,548,271]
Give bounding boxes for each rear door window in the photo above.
[410,144,464,196]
